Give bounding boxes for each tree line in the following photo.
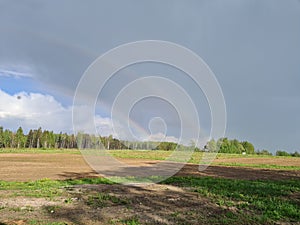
[205,138,300,157]
[0,126,171,150]
[205,138,256,154]
[0,127,77,149]
[0,126,299,156]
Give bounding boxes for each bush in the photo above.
[291,151,300,157]
[256,150,272,156]
[276,150,291,157]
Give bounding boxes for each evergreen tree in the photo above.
[26,129,34,148]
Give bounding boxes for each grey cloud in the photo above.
[0,0,299,152]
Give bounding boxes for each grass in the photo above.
[110,150,300,170]
[0,148,297,159]
[0,148,274,159]
[0,148,81,154]
[0,178,64,198]
[110,217,140,225]
[0,177,113,198]
[28,221,68,225]
[0,149,299,223]
[162,176,300,223]
[120,217,140,225]
[112,150,300,170]
[2,148,299,171]
[0,176,299,224]
[109,149,173,160]
[215,162,300,170]
[86,192,128,208]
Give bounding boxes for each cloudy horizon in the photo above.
[0,0,300,153]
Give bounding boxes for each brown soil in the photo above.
[0,183,245,225]
[0,153,299,181]
[0,153,299,224]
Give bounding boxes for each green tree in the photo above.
[256,149,272,156]
[276,150,290,157]
[231,139,244,154]
[15,127,26,148]
[241,141,255,154]
[0,126,4,148]
[48,131,56,148]
[25,129,34,148]
[3,129,13,148]
[206,139,217,152]
[35,127,43,148]
[107,135,113,150]
[291,151,300,157]
[156,142,177,151]
[218,138,230,153]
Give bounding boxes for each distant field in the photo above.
[0,149,299,224]
[1,148,300,170]
[109,150,300,170]
[0,149,299,182]
[0,148,81,154]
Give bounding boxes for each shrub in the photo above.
[276,150,291,157]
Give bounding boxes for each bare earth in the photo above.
[0,153,299,225]
[0,153,299,181]
[0,183,239,225]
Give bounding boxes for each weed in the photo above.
[86,193,128,208]
[28,220,68,225]
[170,211,180,217]
[120,217,140,225]
[63,198,73,204]
[162,176,300,222]
[43,205,61,214]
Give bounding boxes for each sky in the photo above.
[0,0,299,153]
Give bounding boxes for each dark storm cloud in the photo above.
[0,0,299,152]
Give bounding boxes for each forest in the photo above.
[0,126,299,157]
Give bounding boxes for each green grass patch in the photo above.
[28,220,68,225]
[120,217,140,225]
[86,192,128,208]
[214,162,300,170]
[0,177,113,198]
[0,178,64,198]
[110,150,300,170]
[109,150,173,160]
[108,175,165,184]
[0,148,81,154]
[162,176,300,223]
[1,175,299,224]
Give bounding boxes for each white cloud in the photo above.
[0,67,33,78]
[144,132,179,143]
[0,70,31,78]
[95,116,115,137]
[0,89,198,144]
[0,89,113,135]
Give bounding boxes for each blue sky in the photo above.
[0,76,37,95]
[0,0,300,153]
